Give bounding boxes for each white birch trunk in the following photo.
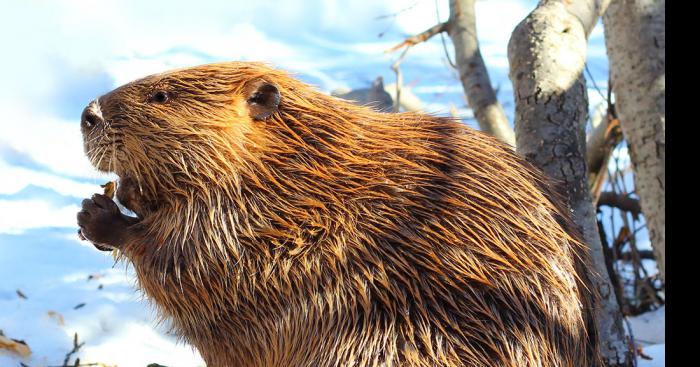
[602,0,665,282]
[448,0,516,146]
[508,1,632,365]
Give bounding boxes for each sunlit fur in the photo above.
[83,62,601,366]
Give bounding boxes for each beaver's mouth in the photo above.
[82,129,122,175]
[86,144,118,173]
[81,99,124,174]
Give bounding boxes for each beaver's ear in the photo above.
[244,79,281,120]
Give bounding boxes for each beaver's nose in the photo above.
[81,100,104,129]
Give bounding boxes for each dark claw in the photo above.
[81,198,97,211]
[77,228,111,251]
[76,193,129,250]
[92,194,118,211]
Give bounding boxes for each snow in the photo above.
[0,1,662,366]
[629,306,665,346]
[625,306,665,366]
[0,229,204,366]
[636,343,666,367]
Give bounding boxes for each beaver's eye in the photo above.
[151,91,170,104]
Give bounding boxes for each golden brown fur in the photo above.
[81,62,600,366]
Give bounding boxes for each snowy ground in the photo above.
[0,229,204,366]
[631,306,666,367]
[0,1,663,366]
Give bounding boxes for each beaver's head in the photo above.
[80,62,283,203]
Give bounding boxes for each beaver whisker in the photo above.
[108,136,117,175]
[95,141,115,151]
[85,143,105,162]
[93,146,112,172]
[84,132,105,147]
[90,147,104,167]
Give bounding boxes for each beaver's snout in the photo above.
[81,99,104,130]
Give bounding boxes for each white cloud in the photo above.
[0,200,80,234]
[475,0,533,44]
[0,104,97,179]
[384,0,451,35]
[0,161,101,198]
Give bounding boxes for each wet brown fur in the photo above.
[82,62,601,366]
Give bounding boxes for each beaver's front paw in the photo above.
[77,194,128,251]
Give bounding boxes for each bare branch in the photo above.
[618,250,655,262]
[384,1,515,146]
[390,47,411,112]
[62,332,85,367]
[597,191,642,219]
[386,22,449,53]
[587,112,623,202]
[447,0,515,146]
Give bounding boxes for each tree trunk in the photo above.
[602,0,665,283]
[447,0,516,146]
[508,1,632,365]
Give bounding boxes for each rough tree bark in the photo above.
[508,0,633,365]
[602,0,665,283]
[447,0,516,146]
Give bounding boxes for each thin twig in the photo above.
[62,333,85,367]
[435,0,457,68]
[386,22,449,53]
[375,1,420,20]
[391,47,411,112]
[585,63,609,104]
[597,192,642,219]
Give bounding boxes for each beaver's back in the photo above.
[267,110,598,366]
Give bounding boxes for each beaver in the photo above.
[77,62,600,366]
